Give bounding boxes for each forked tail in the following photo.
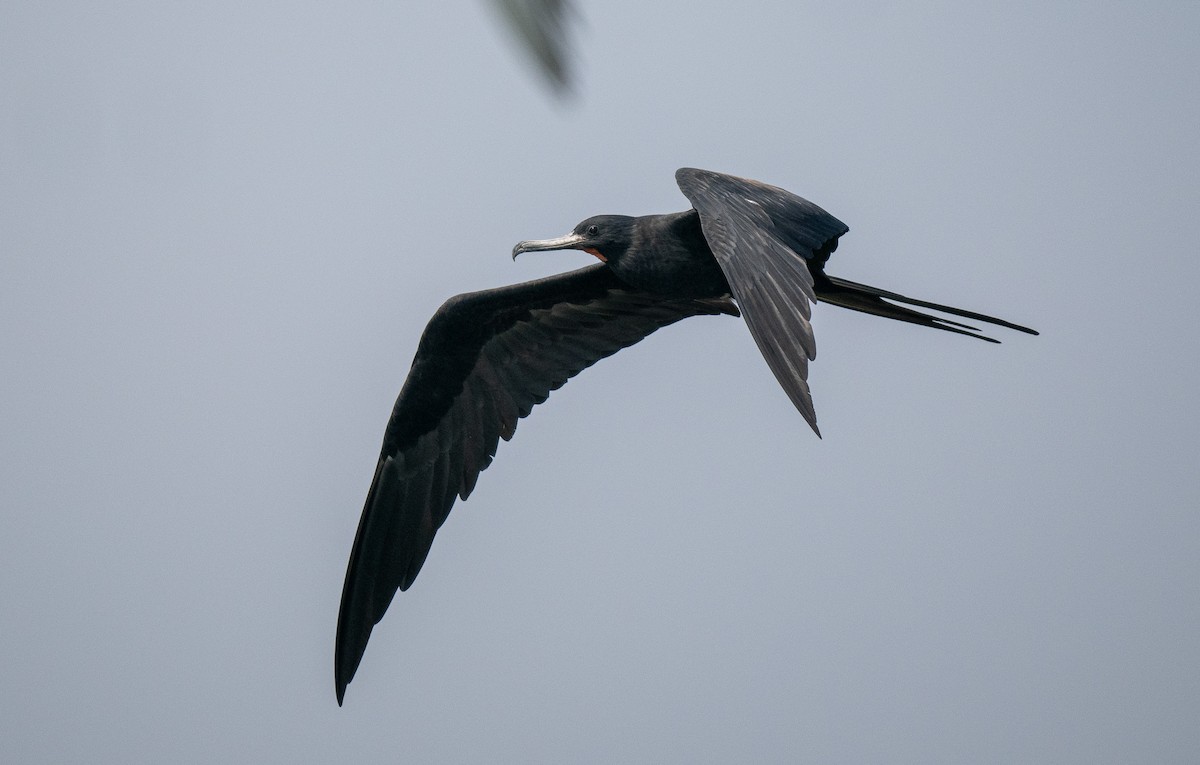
[815,275,1038,343]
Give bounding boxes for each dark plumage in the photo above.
[334,168,1037,704]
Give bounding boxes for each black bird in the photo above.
[334,168,1036,703]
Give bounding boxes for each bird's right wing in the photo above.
[675,168,849,435]
[336,264,737,703]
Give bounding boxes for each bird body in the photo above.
[612,211,731,296]
[334,168,1037,704]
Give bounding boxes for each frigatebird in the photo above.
[334,167,1036,703]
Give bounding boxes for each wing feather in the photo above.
[335,264,738,703]
[676,167,848,435]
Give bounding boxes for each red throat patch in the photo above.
[583,247,607,263]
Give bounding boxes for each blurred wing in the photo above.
[491,0,575,93]
[336,264,737,702]
[675,168,848,435]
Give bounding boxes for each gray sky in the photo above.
[3,1,1199,762]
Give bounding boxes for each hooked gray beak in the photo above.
[511,232,587,260]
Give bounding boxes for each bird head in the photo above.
[512,215,636,265]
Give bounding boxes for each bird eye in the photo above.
[586,224,599,236]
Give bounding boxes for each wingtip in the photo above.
[674,167,705,187]
[336,681,346,706]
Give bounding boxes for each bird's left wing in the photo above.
[336,264,737,703]
[675,168,849,435]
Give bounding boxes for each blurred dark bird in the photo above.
[490,0,577,94]
[334,167,1037,704]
